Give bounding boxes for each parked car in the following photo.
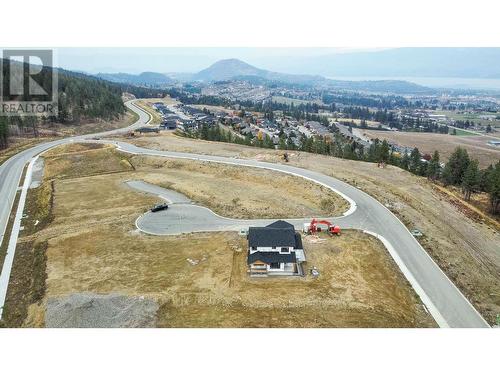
[151,203,169,212]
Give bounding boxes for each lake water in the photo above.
[328,76,500,91]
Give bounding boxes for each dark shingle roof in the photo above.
[248,228,296,247]
[248,221,302,248]
[266,220,294,229]
[247,251,296,265]
[294,233,303,249]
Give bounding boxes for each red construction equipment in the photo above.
[304,218,341,236]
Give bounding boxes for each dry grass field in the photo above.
[117,132,500,324]
[42,143,348,219]
[362,129,500,168]
[27,224,434,327]
[336,118,382,128]
[2,143,434,327]
[130,155,349,219]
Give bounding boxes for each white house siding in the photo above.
[249,246,295,254]
[267,263,285,273]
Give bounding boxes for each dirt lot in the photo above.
[3,143,433,327]
[362,129,500,168]
[117,132,500,324]
[43,143,135,180]
[129,156,349,219]
[41,143,348,219]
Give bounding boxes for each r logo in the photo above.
[1,49,58,116]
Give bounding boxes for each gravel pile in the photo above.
[29,157,45,189]
[45,293,158,328]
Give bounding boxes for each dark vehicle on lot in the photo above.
[151,203,169,212]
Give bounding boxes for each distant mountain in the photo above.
[96,71,175,85]
[194,58,433,94]
[298,48,500,79]
[194,59,266,81]
[194,58,325,84]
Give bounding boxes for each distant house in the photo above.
[240,126,252,136]
[247,220,306,276]
[136,127,159,134]
[179,119,196,129]
[160,120,177,130]
[487,140,500,147]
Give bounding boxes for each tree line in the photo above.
[0,64,126,149]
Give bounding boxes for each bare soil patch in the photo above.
[45,293,158,328]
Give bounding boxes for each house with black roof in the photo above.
[247,220,306,276]
[160,119,177,130]
[136,127,159,134]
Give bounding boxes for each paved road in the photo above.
[125,180,192,205]
[0,100,490,327]
[129,180,349,234]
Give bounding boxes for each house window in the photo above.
[271,247,276,249]
[270,262,281,269]
[281,247,289,253]
[251,247,257,251]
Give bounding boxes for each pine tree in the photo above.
[409,147,422,174]
[442,147,470,186]
[400,153,410,170]
[0,117,8,149]
[486,161,500,214]
[480,164,494,191]
[427,150,441,180]
[462,159,480,201]
[378,140,390,163]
